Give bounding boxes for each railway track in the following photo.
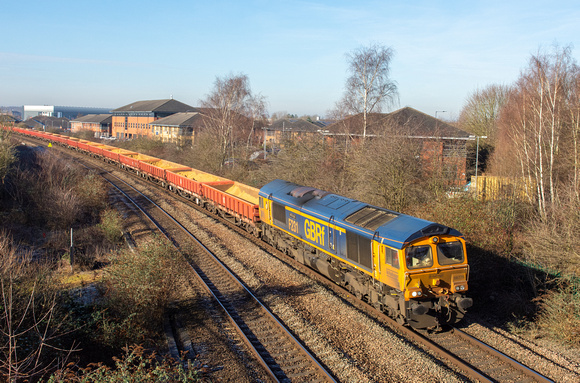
[415,327,553,383]
[17,134,568,382]
[85,158,337,382]
[112,163,553,382]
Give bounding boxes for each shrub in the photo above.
[0,232,75,381]
[0,129,16,185]
[76,172,108,218]
[47,345,200,382]
[522,198,580,275]
[98,238,183,346]
[9,151,108,230]
[411,196,531,256]
[98,209,123,244]
[535,281,580,345]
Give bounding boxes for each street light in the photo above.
[435,110,447,119]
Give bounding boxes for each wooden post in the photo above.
[70,228,74,272]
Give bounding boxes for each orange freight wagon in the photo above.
[201,181,260,225]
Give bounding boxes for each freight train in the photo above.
[6,127,472,329]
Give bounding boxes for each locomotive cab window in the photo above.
[437,241,464,265]
[406,245,433,269]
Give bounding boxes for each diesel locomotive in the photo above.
[7,127,472,329]
[259,179,472,329]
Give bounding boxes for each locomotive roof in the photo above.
[259,179,462,249]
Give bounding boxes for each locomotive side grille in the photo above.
[272,202,286,224]
[346,230,373,269]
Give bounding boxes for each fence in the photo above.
[472,175,536,202]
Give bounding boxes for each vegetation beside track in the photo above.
[0,136,199,381]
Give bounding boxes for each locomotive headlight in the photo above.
[409,288,423,297]
[431,236,439,244]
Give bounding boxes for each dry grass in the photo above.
[531,282,580,345]
[522,198,580,275]
[57,270,104,288]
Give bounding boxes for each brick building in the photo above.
[111,99,197,139]
[149,112,206,145]
[70,114,113,137]
[324,107,473,183]
[263,118,336,147]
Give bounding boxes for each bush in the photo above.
[47,345,200,382]
[98,209,124,244]
[411,196,531,256]
[535,281,580,345]
[76,172,108,218]
[97,238,183,347]
[522,198,580,275]
[0,232,75,381]
[0,129,16,185]
[8,150,108,230]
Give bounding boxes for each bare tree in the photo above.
[201,73,268,168]
[459,84,510,144]
[337,43,399,139]
[494,45,579,217]
[569,70,580,200]
[0,233,75,381]
[347,123,422,211]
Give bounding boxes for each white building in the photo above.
[23,105,111,120]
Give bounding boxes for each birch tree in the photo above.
[496,45,579,217]
[570,71,580,200]
[201,73,267,168]
[338,43,399,139]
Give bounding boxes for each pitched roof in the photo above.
[148,112,204,127]
[112,99,197,113]
[311,119,336,128]
[268,118,321,133]
[325,113,391,135]
[385,107,471,138]
[325,107,472,139]
[0,114,18,123]
[23,116,69,129]
[71,114,112,124]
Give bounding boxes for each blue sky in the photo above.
[2,0,579,120]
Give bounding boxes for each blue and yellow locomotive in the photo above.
[259,179,472,329]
